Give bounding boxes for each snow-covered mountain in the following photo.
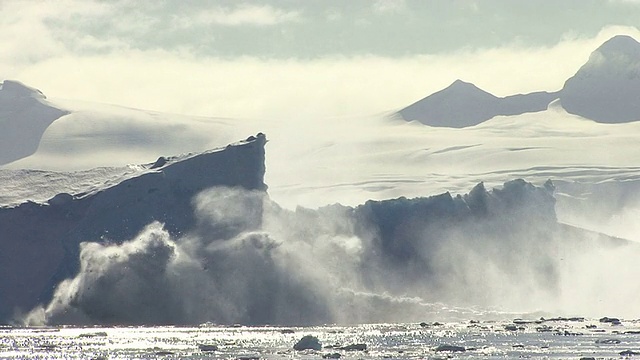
[398,35,640,127]
[0,134,266,323]
[0,81,68,165]
[0,92,261,171]
[398,80,558,127]
[560,35,640,123]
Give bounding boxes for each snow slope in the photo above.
[263,100,640,219]
[2,85,640,241]
[5,96,640,211]
[4,98,260,171]
[0,81,68,165]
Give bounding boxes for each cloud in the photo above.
[325,8,343,22]
[0,0,123,64]
[172,4,302,28]
[2,8,639,121]
[462,0,480,12]
[608,0,640,4]
[373,0,407,14]
[0,38,596,119]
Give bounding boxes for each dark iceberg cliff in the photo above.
[0,134,267,323]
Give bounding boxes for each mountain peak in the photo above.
[595,35,640,58]
[581,35,640,71]
[450,79,472,86]
[397,80,499,127]
[0,80,46,100]
[444,79,486,93]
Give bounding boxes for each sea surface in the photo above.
[2,318,640,359]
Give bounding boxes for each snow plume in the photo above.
[28,223,178,325]
[24,182,640,326]
[26,187,334,326]
[348,180,562,311]
[554,229,640,317]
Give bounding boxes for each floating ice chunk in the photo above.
[294,335,322,351]
[434,344,465,352]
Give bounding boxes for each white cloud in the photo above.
[0,0,119,64]
[2,7,639,122]
[608,0,640,4]
[464,0,480,12]
[373,0,407,14]
[0,46,591,120]
[173,4,302,28]
[325,8,343,22]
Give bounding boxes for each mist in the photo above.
[23,180,640,326]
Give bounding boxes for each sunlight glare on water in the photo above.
[2,319,640,359]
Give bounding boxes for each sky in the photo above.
[1,0,640,120]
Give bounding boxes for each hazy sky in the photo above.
[2,0,640,119]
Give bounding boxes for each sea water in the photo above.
[1,319,639,359]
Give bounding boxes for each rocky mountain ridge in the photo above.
[398,35,640,127]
